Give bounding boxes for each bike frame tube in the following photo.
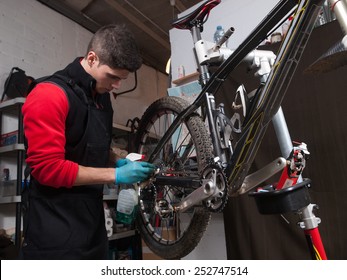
[149,0,299,163]
[272,107,293,158]
[151,0,324,194]
[225,0,324,192]
[329,0,347,34]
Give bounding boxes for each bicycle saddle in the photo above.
[171,0,221,30]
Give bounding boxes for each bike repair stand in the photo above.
[249,109,328,260]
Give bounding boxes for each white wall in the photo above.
[169,0,281,81]
[0,0,167,127]
[183,213,227,260]
[0,0,93,85]
[112,64,168,126]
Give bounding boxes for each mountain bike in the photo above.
[133,0,347,259]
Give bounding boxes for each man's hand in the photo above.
[115,158,131,168]
[115,160,156,185]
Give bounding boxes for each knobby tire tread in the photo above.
[134,96,213,259]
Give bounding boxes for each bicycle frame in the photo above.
[142,0,347,259]
[150,0,323,189]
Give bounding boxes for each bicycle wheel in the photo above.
[134,96,213,259]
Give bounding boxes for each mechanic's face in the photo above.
[85,51,130,94]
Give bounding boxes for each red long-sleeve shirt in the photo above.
[22,82,79,188]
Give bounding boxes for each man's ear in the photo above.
[87,51,98,67]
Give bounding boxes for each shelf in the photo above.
[108,229,136,241]
[103,194,118,200]
[0,195,21,204]
[0,180,17,198]
[113,123,132,133]
[172,71,199,86]
[0,143,25,154]
[0,96,24,249]
[0,97,26,113]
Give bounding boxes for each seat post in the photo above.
[190,25,211,85]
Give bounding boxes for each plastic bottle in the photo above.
[116,186,138,224]
[213,25,227,47]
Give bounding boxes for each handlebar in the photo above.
[213,27,235,51]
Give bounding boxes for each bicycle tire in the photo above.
[134,96,213,259]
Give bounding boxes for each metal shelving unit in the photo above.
[0,97,26,249]
[103,191,140,259]
[0,195,21,204]
[0,99,141,257]
[108,229,136,241]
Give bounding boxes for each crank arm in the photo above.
[174,181,215,213]
[175,169,220,212]
[235,157,287,196]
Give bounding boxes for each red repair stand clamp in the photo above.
[249,142,327,260]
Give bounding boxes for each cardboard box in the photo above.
[141,239,164,260]
[1,130,18,146]
[141,227,177,260]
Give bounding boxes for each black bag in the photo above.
[1,67,34,102]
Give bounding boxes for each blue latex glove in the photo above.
[115,158,131,168]
[115,161,156,185]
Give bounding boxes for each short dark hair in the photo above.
[86,24,142,72]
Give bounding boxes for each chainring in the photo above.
[201,163,228,212]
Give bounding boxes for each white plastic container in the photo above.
[116,187,138,224]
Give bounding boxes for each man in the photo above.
[20,24,155,259]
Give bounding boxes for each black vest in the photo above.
[20,58,113,259]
